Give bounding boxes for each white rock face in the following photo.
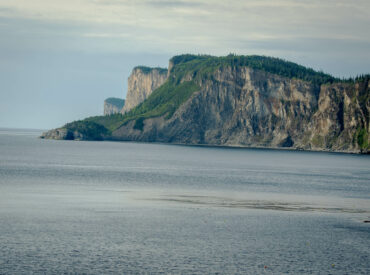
[104,98,125,115]
[121,67,167,114]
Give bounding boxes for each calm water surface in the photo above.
[0,128,369,274]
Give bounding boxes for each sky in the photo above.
[0,0,369,129]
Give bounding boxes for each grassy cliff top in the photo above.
[133,66,167,74]
[104,97,125,108]
[170,54,338,85]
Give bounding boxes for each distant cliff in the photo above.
[104,98,125,115]
[121,66,167,114]
[41,55,369,153]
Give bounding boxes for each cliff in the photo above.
[41,55,370,153]
[121,66,167,114]
[104,97,125,115]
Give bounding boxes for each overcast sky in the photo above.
[1,0,369,129]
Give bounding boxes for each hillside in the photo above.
[41,54,370,153]
[121,66,168,114]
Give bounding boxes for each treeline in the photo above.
[167,54,370,86]
[105,98,125,108]
[341,74,370,83]
[170,54,339,86]
[133,66,167,74]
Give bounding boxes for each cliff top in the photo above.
[170,54,338,85]
[104,97,125,108]
[133,66,167,74]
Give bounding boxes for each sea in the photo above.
[0,128,369,274]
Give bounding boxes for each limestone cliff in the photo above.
[112,61,369,153]
[104,97,125,115]
[41,55,370,153]
[121,66,167,113]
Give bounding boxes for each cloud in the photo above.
[1,0,369,128]
[0,0,369,71]
[142,0,205,8]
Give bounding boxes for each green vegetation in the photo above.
[355,127,369,150]
[343,74,370,83]
[133,117,145,130]
[134,66,167,74]
[85,113,127,132]
[121,80,199,127]
[105,97,125,109]
[69,80,199,132]
[63,120,109,140]
[169,54,339,86]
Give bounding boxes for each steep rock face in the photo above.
[104,98,125,115]
[112,66,369,153]
[121,67,167,113]
[309,81,369,151]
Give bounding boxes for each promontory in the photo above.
[41,54,369,154]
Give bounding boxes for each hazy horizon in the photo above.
[1,0,370,129]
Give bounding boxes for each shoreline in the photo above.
[40,133,369,155]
